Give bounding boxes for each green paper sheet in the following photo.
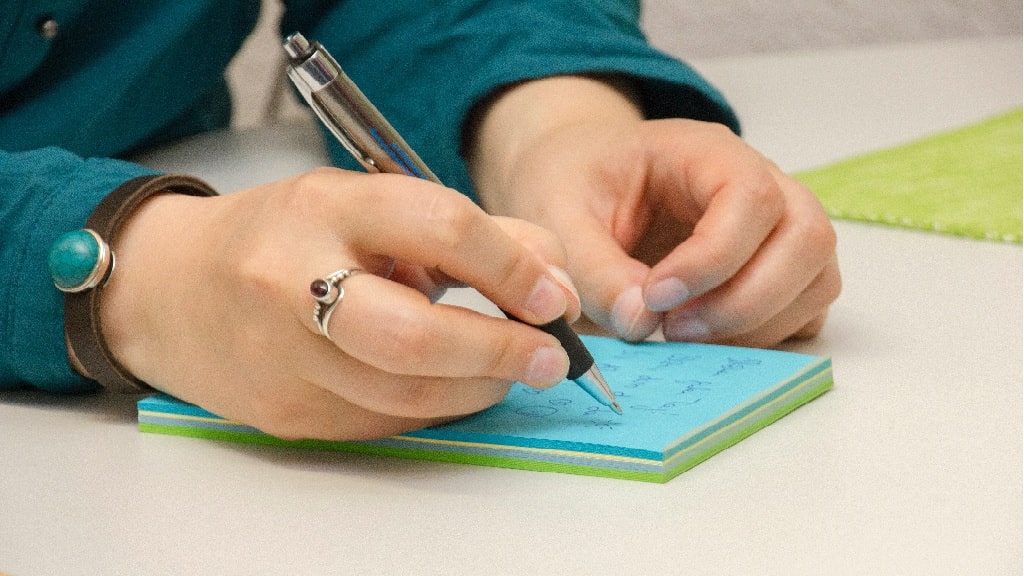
[139,336,832,483]
[797,108,1022,242]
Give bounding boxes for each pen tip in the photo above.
[611,401,624,415]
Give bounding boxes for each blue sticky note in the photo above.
[139,336,832,482]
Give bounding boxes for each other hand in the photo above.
[469,76,841,348]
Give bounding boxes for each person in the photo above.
[0,1,840,440]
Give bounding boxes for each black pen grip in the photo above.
[502,311,593,380]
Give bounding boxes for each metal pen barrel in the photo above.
[283,32,621,414]
[283,33,439,183]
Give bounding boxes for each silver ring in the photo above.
[310,268,363,341]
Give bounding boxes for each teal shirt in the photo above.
[0,0,738,392]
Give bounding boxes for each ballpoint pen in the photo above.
[283,32,622,415]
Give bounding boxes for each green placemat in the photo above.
[797,108,1022,243]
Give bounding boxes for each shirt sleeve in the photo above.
[282,0,740,200]
[0,149,156,392]
[0,2,258,391]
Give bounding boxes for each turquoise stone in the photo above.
[48,229,101,291]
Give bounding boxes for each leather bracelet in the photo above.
[49,174,218,393]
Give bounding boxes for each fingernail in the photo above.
[611,285,661,341]
[645,277,691,312]
[526,345,570,386]
[664,310,711,341]
[546,265,579,304]
[547,265,581,322]
[523,276,566,320]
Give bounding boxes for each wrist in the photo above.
[50,175,218,392]
[466,75,644,212]
[94,192,188,387]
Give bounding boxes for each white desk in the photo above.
[2,37,1020,575]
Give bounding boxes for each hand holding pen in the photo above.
[93,49,601,445]
[284,32,621,413]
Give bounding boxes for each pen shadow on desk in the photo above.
[0,388,140,424]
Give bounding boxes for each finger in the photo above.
[314,171,569,326]
[388,262,462,303]
[309,271,570,388]
[665,254,841,347]
[206,376,471,441]
[490,216,567,266]
[791,312,829,341]
[297,270,566,419]
[306,362,515,423]
[642,128,786,312]
[559,214,662,341]
[660,168,838,343]
[717,306,832,350]
[382,217,582,316]
[491,216,581,322]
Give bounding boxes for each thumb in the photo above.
[564,217,662,341]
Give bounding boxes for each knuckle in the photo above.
[689,238,735,287]
[795,315,828,339]
[502,217,567,263]
[389,381,447,417]
[283,168,344,213]
[301,165,347,185]
[818,263,843,306]
[229,250,273,306]
[826,270,843,303]
[713,302,761,338]
[421,192,482,251]
[494,246,532,290]
[796,207,839,255]
[788,215,840,293]
[385,377,507,419]
[232,238,286,305]
[480,332,523,378]
[527,228,567,269]
[233,243,269,284]
[747,170,786,215]
[372,309,439,371]
[812,218,838,252]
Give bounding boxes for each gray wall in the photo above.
[643,0,1021,57]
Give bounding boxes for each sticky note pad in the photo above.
[138,336,833,483]
[798,107,1023,242]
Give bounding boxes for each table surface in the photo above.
[2,37,1020,575]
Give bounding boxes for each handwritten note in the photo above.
[407,337,830,461]
[139,336,833,482]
